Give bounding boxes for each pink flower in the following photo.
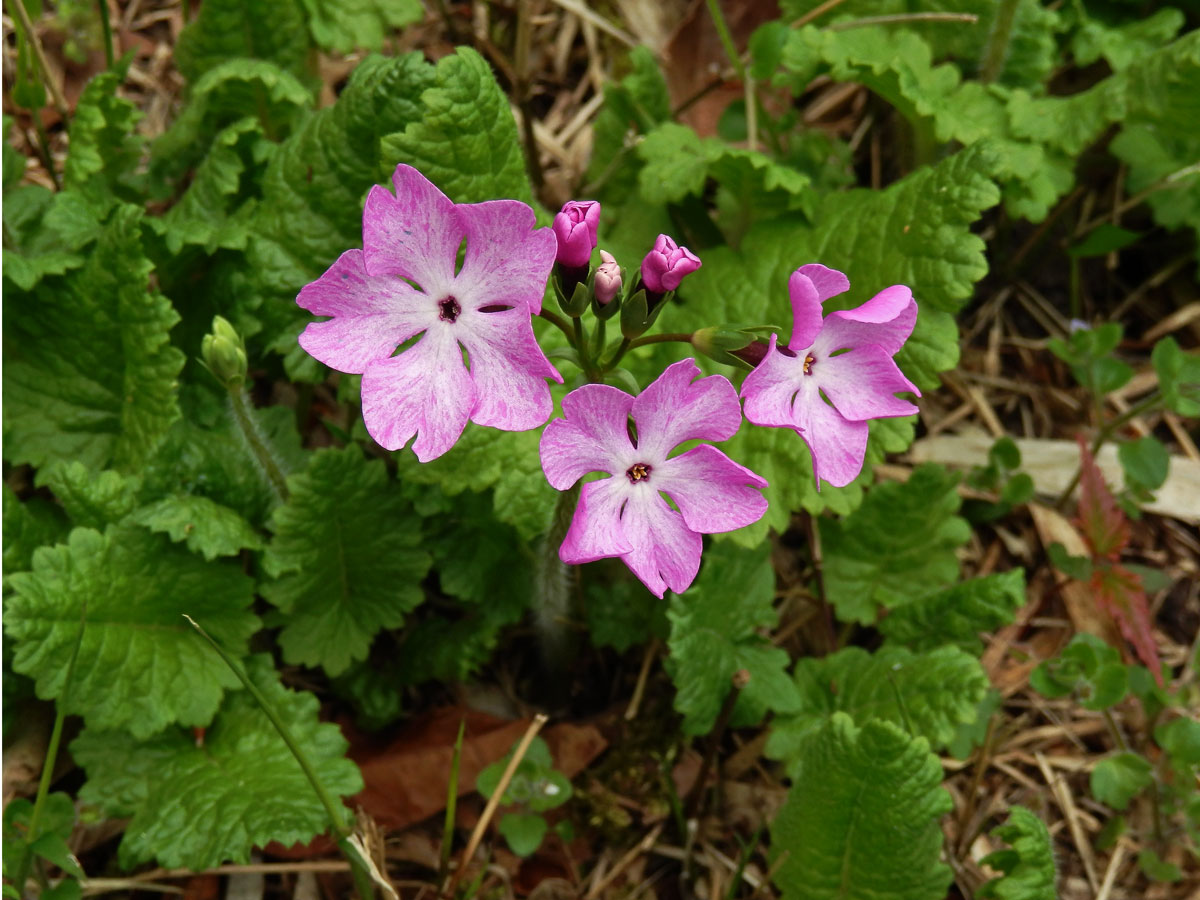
[553,200,601,268]
[641,234,701,295]
[741,264,920,489]
[297,165,562,462]
[595,250,621,305]
[540,359,768,598]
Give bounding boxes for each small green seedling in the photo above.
[476,736,573,857]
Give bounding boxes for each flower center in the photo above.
[438,296,461,323]
[802,353,816,375]
[626,462,652,484]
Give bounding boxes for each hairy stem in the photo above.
[537,307,575,341]
[979,0,1020,84]
[532,484,580,701]
[228,387,291,504]
[628,332,695,350]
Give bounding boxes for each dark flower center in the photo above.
[626,463,652,484]
[802,353,816,375]
[438,296,461,322]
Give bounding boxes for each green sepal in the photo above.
[619,287,671,339]
[605,368,641,395]
[692,323,779,367]
[556,278,591,317]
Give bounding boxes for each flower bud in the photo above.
[552,200,601,268]
[594,250,622,305]
[202,315,248,388]
[641,234,701,295]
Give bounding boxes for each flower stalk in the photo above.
[532,484,580,695]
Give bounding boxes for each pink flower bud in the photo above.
[640,234,701,294]
[595,250,621,304]
[552,200,601,268]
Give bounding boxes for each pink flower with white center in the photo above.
[552,200,601,267]
[641,234,701,295]
[296,165,561,462]
[741,264,920,489]
[540,359,768,598]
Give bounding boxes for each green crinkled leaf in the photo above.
[978,806,1058,900]
[262,447,431,676]
[770,712,953,900]
[156,118,274,254]
[1071,7,1184,71]
[666,542,801,735]
[1,187,88,291]
[636,123,812,233]
[4,524,259,738]
[1110,31,1200,255]
[36,462,139,530]
[819,465,969,624]
[63,70,145,210]
[2,486,69,576]
[3,205,185,473]
[71,654,362,870]
[779,0,1058,89]
[149,59,312,191]
[766,645,988,774]
[299,0,423,53]
[381,47,533,206]
[128,494,264,561]
[175,0,312,84]
[879,569,1027,653]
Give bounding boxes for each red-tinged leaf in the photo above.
[1091,563,1162,686]
[1074,435,1130,560]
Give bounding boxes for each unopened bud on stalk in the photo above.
[640,234,701,296]
[595,250,622,305]
[201,315,248,388]
[552,200,600,268]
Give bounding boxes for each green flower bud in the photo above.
[201,316,248,388]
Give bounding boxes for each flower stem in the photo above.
[228,386,290,504]
[979,0,1020,84]
[628,332,695,350]
[12,600,88,896]
[96,0,114,69]
[704,0,747,83]
[533,484,580,702]
[538,307,575,341]
[183,615,376,900]
[1054,390,1163,509]
[602,337,632,372]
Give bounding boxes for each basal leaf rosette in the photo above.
[4,525,259,739]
